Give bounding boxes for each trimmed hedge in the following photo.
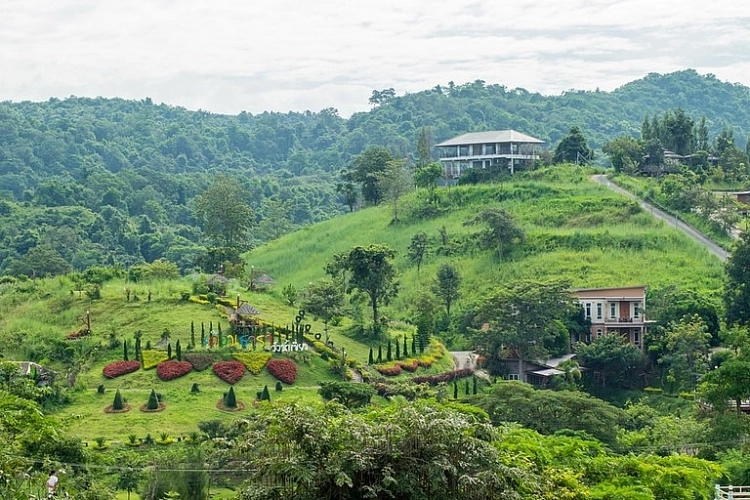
[266,358,298,384]
[103,360,140,379]
[233,352,272,375]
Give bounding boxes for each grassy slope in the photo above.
[248,167,724,317]
[0,166,725,442]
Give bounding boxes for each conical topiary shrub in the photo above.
[261,385,270,401]
[191,383,200,394]
[224,386,237,409]
[147,389,159,410]
[113,389,124,410]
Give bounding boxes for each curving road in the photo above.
[591,175,729,262]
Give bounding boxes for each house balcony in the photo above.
[602,317,645,324]
[438,153,540,161]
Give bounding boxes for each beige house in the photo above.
[435,130,544,180]
[573,286,650,349]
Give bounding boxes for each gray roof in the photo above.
[236,303,260,315]
[435,130,544,147]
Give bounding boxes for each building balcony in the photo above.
[438,153,540,161]
[602,317,645,324]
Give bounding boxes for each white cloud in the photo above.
[0,0,749,116]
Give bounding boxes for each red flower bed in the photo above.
[399,360,419,372]
[103,360,141,379]
[376,364,402,376]
[266,358,298,384]
[213,360,245,384]
[156,360,193,381]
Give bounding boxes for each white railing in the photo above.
[716,485,750,499]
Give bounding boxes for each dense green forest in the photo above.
[1,69,748,275]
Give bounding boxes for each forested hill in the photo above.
[0,69,748,276]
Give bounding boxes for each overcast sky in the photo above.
[2,0,749,117]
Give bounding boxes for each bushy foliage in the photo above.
[266,358,298,384]
[141,350,169,370]
[156,360,192,381]
[233,352,272,375]
[412,368,473,386]
[212,360,245,384]
[102,360,140,379]
[181,353,212,372]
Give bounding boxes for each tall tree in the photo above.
[575,334,645,390]
[476,280,575,378]
[193,175,254,250]
[415,126,433,168]
[407,231,429,275]
[351,147,394,206]
[465,207,524,260]
[414,162,444,200]
[377,159,412,223]
[726,232,750,327]
[432,263,461,316]
[656,315,711,392]
[331,245,399,330]
[553,126,593,164]
[303,278,344,338]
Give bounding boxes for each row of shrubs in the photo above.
[102,353,298,385]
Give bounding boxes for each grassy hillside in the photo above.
[248,166,724,320]
[0,166,726,442]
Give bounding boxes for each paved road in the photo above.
[591,174,730,262]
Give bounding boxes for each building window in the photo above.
[634,329,640,344]
[585,303,591,319]
[585,332,592,343]
[595,329,602,338]
[484,144,496,155]
[634,302,641,318]
[507,373,519,381]
[596,303,602,320]
[610,303,616,319]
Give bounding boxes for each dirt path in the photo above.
[591,174,730,262]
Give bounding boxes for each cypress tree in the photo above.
[453,381,458,399]
[368,348,374,365]
[473,376,478,395]
[275,381,283,392]
[190,321,196,347]
[123,340,129,361]
[191,383,200,394]
[386,340,392,362]
[395,340,400,360]
[465,379,470,396]
[419,338,425,354]
[146,340,151,350]
[411,336,416,355]
[167,342,172,359]
[218,322,222,335]
[224,387,237,408]
[176,340,182,361]
[209,321,213,333]
[147,389,159,410]
[261,385,271,401]
[377,345,383,363]
[135,337,142,362]
[113,389,124,410]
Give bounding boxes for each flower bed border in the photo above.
[139,402,167,413]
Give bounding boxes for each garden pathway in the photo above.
[591,174,730,262]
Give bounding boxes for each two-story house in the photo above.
[573,286,650,349]
[435,130,544,181]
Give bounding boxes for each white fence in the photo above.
[716,485,750,500]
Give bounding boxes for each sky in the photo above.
[2,0,750,117]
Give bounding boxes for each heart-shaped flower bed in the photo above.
[266,358,298,384]
[156,360,193,381]
[213,360,245,384]
[103,360,141,379]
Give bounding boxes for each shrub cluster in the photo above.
[142,350,169,370]
[213,360,245,384]
[156,360,193,381]
[412,368,473,386]
[266,358,298,384]
[233,352,271,375]
[376,363,402,376]
[183,352,215,371]
[103,360,141,379]
[400,359,419,372]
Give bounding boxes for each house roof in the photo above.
[435,130,544,147]
[236,303,260,316]
[571,285,647,293]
